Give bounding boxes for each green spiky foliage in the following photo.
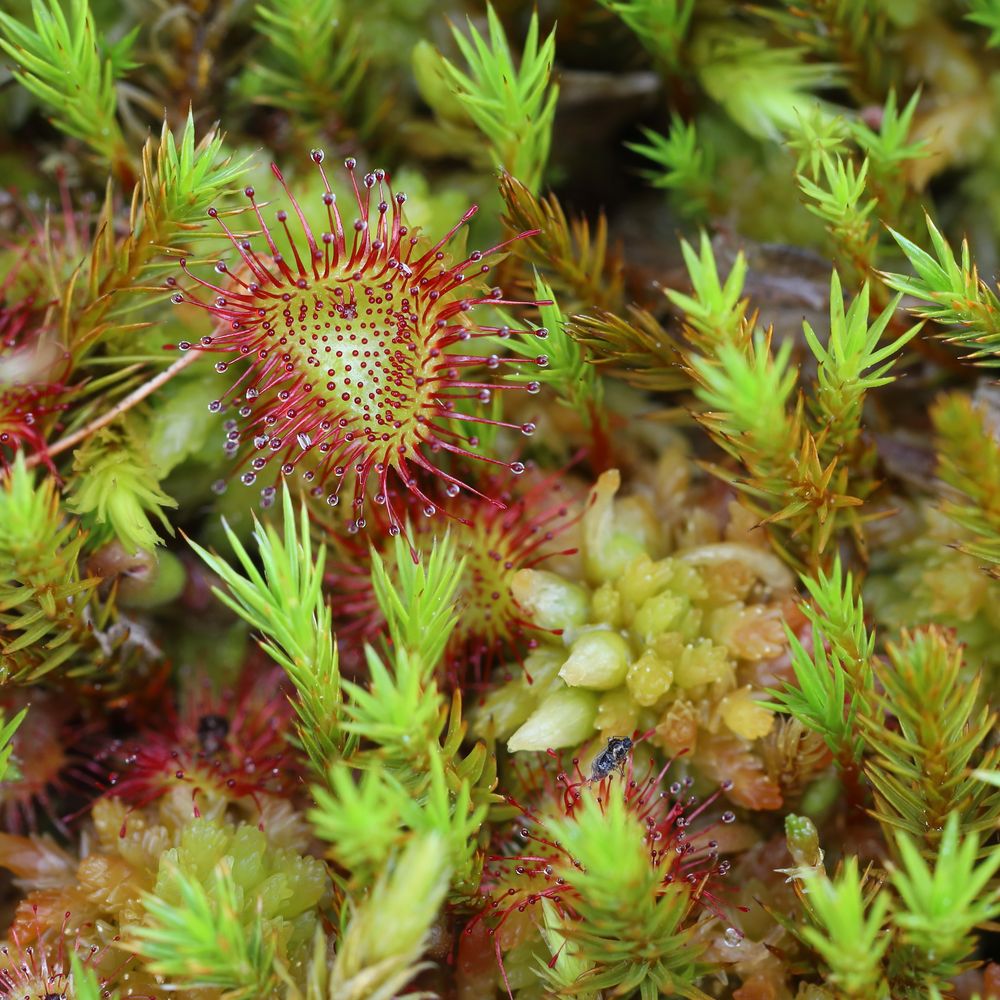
[799,857,892,999]
[752,0,891,102]
[568,306,687,395]
[862,626,1000,858]
[312,532,497,900]
[887,812,1000,992]
[498,171,625,314]
[681,245,916,570]
[692,26,840,143]
[0,0,135,175]
[0,705,27,782]
[415,3,557,194]
[883,214,1000,365]
[192,500,497,902]
[0,107,248,408]
[498,273,605,430]
[773,560,1000,855]
[967,0,1000,46]
[848,90,926,218]
[930,391,1000,571]
[187,487,343,776]
[795,150,877,285]
[131,859,278,998]
[3,2,1000,998]
[768,557,874,779]
[788,812,1000,999]
[322,833,451,1000]
[69,952,117,1000]
[242,0,367,139]
[67,418,177,553]
[596,0,694,70]
[541,791,711,999]
[0,454,112,683]
[627,115,716,219]
[73,111,250,351]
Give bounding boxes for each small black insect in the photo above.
[197,713,230,755]
[589,736,633,781]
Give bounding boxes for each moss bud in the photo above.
[508,686,598,752]
[559,630,631,690]
[511,568,589,631]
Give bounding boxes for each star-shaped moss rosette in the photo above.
[168,151,549,536]
[475,460,805,811]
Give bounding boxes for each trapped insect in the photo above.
[589,736,633,781]
[197,713,230,755]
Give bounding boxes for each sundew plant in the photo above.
[2,0,1000,997]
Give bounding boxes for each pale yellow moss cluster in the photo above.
[475,453,798,806]
[867,503,1000,673]
[0,785,328,998]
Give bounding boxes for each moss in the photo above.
[2,0,1000,996]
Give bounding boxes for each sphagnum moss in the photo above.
[1,1,1000,998]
